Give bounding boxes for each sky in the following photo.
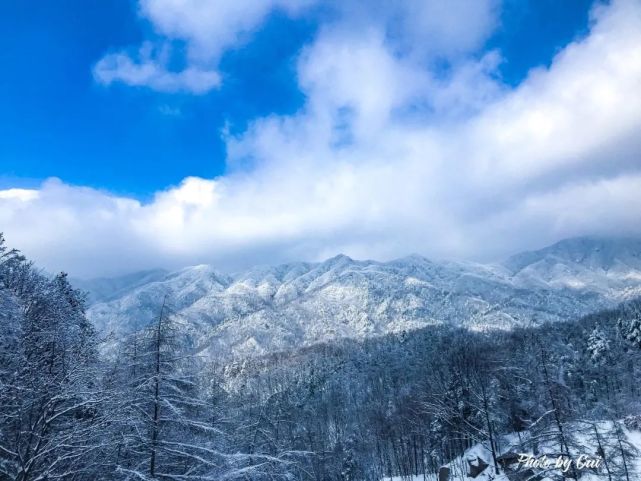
[1,0,641,278]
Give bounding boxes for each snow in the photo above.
[382,476,431,481]
[79,237,641,356]
[382,421,641,481]
[507,237,641,299]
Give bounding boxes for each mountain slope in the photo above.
[505,237,641,298]
[81,237,641,356]
[71,268,169,303]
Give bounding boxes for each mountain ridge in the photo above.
[80,237,641,356]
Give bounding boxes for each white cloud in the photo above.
[4,0,641,277]
[94,42,220,93]
[93,0,498,93]
[0,189,39,201]
[93,0,314,93]
[138,0,313,61]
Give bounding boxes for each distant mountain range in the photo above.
[75,237,641,356]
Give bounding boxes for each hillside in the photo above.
[82,237,641,356]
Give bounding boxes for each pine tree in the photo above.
[109,297,290,480]
[0,235,102,481]
[618,302,641,349]
[587,325,611,366]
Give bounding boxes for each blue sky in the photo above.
[0,0,312,196]
[1,0,592,197]
[2,0,641,277]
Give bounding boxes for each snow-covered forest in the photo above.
[2,234,641,481]
[5,0,641,479]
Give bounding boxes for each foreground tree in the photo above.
[107,297,293,480]
[0,235,103,481]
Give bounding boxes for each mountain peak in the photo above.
[505,236,641,274]
[325,253,353,263]
[81,236,641,356]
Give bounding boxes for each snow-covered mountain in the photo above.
[506,237,641,297]
[72,268,168,303]
[82,237,641,356]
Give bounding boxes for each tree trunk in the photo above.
[150,297,167,478]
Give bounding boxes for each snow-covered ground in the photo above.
[383,420,641,481]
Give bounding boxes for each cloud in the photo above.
[94,42,220,93]
[4,0,641,277]
[335,0,499,58]
[0,189,39,202]
[93,0,314,93]
[137,0,313,60]
[93,0,498,93]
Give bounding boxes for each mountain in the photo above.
[71,268,168,303]
[80,237,641,357]
[505,236,641,297]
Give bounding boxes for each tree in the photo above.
[0,235,103,481]
[587,325,610,366]
[109,297,291,480]
[618,301,641,349]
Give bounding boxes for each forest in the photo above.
[1,234,641,481]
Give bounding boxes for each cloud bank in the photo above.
[4,0,641,277]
